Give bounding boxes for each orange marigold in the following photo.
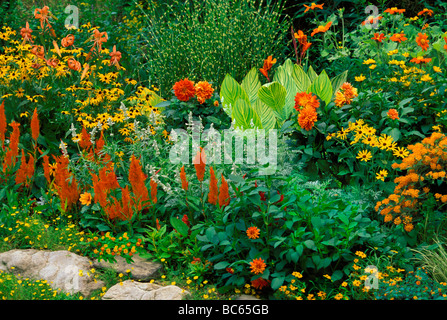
[294,92,320,111]
[173,78,196,102]
[246,226,260,239]
[250,258,266,274]
[195,81,214,104]
[298,105,318,131]
[387,109,399,120]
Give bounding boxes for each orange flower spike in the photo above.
[0,101,6,148]
[20,22,33,44]
[218,174,230,208]
[128,155,149,207]
[30,107,40,144]
[208,166,218,205]
[42,154,51,183]
[109,45,122,67]
[180,166,188,191]
[15,150,28,185]
[194,147,206,182]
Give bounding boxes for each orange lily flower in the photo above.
[311,21,332,36]
[61,34,75,47]
[34,6,50,29]
[304,2,324,13]
[67,58,81,71]
[91,29,108,52]
[20,22,33,44]
[109,45,122,67]
[31,45,45,60]
[259,56,276,81]
[46,58,59,68]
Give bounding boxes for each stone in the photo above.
[92,254,162,281]
[0,249,105,296]
[234,294,261,300]
[102,280,190,300]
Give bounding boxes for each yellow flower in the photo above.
[334,293,344,300]
[79,192,92,206]
[369,64,377,70]
[376,169,388,181]
[357,150,372,162]
[363,58,376,65]
[433,66,441,73]
[421,74,432,82]
[355,75,366,82]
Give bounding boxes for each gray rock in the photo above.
[0,249,105,296]
[102,280,190,300]
[93,254,162,281]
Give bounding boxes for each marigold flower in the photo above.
[173,78,195,102]
[416,33,429,51]
[294,92,320,111]
[249,258,266,274]
[311,21,332,36]
[79,192,93,206]
[246,226,260,239]
[297,105,318,131]
[195,81,214,104]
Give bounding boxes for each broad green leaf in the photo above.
[307,65,318,83]
[273,61,297,120]
[257,81,287,121]
[232,98,262,129]
[214,261,230,270]
[241,67,261,106]
[309,70,333,106]
[170,216,189,237]
[330,70,348,95]
[220,74,249,117]
[292,64,311,92]
[252,99,277,130]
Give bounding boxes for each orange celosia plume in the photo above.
[3,122,20,173]
[30,107,40,144]
[208,166,218,205]
[218,174,230,208]
[194,147,206,182]
[53,155,79,211]
[180,165,188,191]
[129,155,149,210]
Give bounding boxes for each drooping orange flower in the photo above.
[195,81,214,104]
[298,105,318,131]
[20,22,33,44]
[90,28,108,52]
[311,21,332,36]
[218,174,230,208]
[418,8,433,16]
[294,92,320,111]
[250,258,266,274]
[371,33,386,42]
[109,45,122,68]
[390,33,407,43]
[387,109,399,120]
[0,101,6,148]
[173,78,196,102]
[384,7,406,14]
[180,166,188,191]
[67,58,81,71]
[193,147,206,182]
[259,56,276,81]
[208,166,218,205]
[61,34,74,47]
[246,226,260,239]
[303,2,324,13]
[416,33,429,51]
[30,107,39,144]
[34,6,51,30]
[31,45,45,60]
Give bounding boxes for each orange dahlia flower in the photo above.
[173,78,196,102]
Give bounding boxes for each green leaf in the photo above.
[232,98,262,129]
[304,239,317,250]
[170,216,189,237]
[307,65,318,83]
[309,70,333,106]
[258,81,287,121]
[273,60,297,119]
[241,67,261,106]
[292,64,311,92]
[331,70,348,95]
[271,277,285,290]
[214,261,230,270]
[220,74,250,118]
[252,99,277,130]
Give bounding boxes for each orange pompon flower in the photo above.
[0,100,6,148]
[298,105,318,131]
[150,179,158,204]
[311,21,332,37]
[195,81,214,104]
[20,22,33,44]
[30,107,39,144]
[109,45,122,68]
[173,78,196,102]
[335,82,358,107]
[61,34,74,47]
[180,166,188,191]
[193,147,206,182]
[294,92,320,111]
[304,2,324,13]
[371,33,386,42]
[387,109,399,120]
[67,58,81,71]
[246,226,260,239]
[208,166,218,205]
[384,7,406,14]
[250,258,266,275]
[389,33,407,43]
[259,56,276,81]
[218,174,230,208]
[251,278,271,290]
[79,192,93,206]
[418,8,433,16]
[416,33,429,51]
